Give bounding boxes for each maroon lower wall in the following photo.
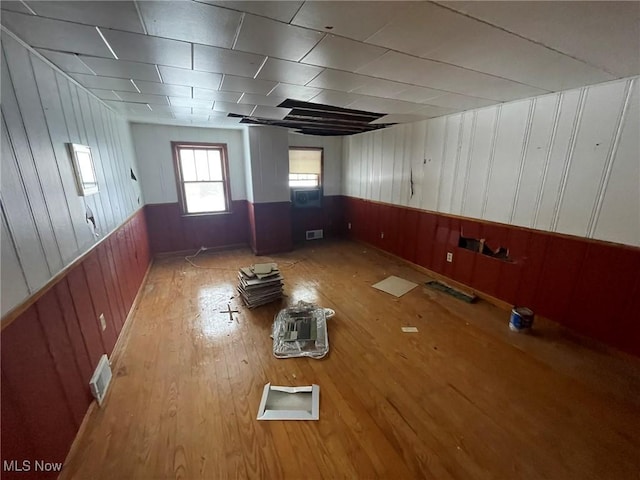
[291,195,345,244]
[1,209,151,480]
[343,196,640,357]
[144,200,249,254]
[248,201,293,255]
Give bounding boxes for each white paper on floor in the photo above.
[372,275,418,297]
[401,326,419,333]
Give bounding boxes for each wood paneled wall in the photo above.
[343,197,640,357]
[1,31,143,316]
[1,210,151,480]
[291,196,345,244]
[248,201,293,255]
[343,77,639,247]
[144,201,249,254]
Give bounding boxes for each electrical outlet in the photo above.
[380,232,385,239]
[348,222,352,230]
[99,313,106,331]
[446,252,453,263]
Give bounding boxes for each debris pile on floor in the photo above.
[237,263,284,308]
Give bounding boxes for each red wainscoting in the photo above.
[343,196,640,357]
[291,195,345,244]
[248,201,293,255]
[1,209,151,480]
[144,200,249,254]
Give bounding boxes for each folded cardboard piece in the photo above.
[256,383,320,421]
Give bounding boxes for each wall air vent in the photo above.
[306,229,324,240]
[89,354,112,407]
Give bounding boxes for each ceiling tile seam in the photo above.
[18,0,37,16]
[231,13,245,51]
[0,25,126,119]
[75,55,98,75]
[253,56,269,79]
[431,0,620,78]
[288,1,306,25]
[132,0,148,35]
[95,26,118,59]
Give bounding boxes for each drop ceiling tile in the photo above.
[70,73,139,92]
[102,30,191,69]
[269,83,322,101]
[220,75,277,95]
[28,1,144,33]
[134,81,192,97]
[358,51,548,101]
[410,104,461,118]
[89,89,122,101]
[152,105,192,115]
[106,101,153,114]
[192,108,225,117]
[351,78,409,98]
[306,69,370,91]
[423,93,497,110]
[138,1,240,48]
[234,14,324,62]
[0,1,34,15]
[256,58,323,85]
[193,44,265,77]
[251,106,292,120]
[169,97,214,109]
[77,56,162,82]
[292,1,413,41]
[307,89,359,107]
[392,85,447,103]
[201,1,303,23]
[158,66,223,89]
[213,101,255,115]
[443,1,640,77]
[37,49,95,74]
[238,94,286,107]
[112,92,170,105]
[347,95,420,114]
[174,114,211,123]
[301,35,387,71]
[1,12,111,57]
[370,113,432,124]
[193,88,242,102]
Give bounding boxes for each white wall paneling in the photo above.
[131,124,248,204]
[246,126,289,203]
[342,76,640,247]
[0,31,142,315]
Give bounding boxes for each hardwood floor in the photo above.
[62,240,640,479]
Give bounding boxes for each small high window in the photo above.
[172,142,231,214]
[289,147,322,188]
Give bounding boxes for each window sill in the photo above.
[180,210,233,218]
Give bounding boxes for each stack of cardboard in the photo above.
[237,263,284,308]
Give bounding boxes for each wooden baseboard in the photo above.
[153,243,249,258]
[354,239,513,312]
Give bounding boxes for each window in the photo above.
[172,142,231,214]
[67,143,99,196]
[289,147,322,188]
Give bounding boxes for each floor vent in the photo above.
[89,354,112,406]
[306,229,324,240]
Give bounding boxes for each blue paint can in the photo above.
[510,307,534,332]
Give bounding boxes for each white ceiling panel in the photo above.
[358,51,548,101]
[78,56,162,82]
[292,1,413,41]
[70,73,139,92]
[169,97,214,109]
[28,1,144,33]
[102,30,191,69]
[37,49,95,74]
[238,94,286,107]
[174,114,211,123]
[410,104,459,118]
[193,44,265,77]
[1,12,111,57]
[0,1,34,15]
[193,88,242,103]
[134,81,192,97]
[351,78,409,98]
[201,1,304,23]
[89,89,122,101]
[392,85,447,103]
[422,93,496,110]
[220,75,277,94]
[306,69,370,91]
[347,95,421,114]
[138,1,240,49]
[106,101,153,114]
[112,92,170,105]
[151,105,192,115]
[370,113,432,124]
[158,66,223,89]
[251,106,292,120]
[308,89,359,107]
[301,35,387,71]
[443,1,640,78]
[234,14,324,61]
[213,101,255,115]
[256,58,323,85]
[269,83,322,101]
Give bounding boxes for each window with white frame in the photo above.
[172,142,231,214]
[289,148,322,188]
